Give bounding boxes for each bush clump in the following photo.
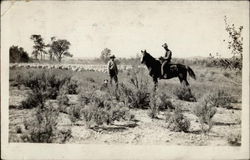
[21,102,72,143]
[17,69,79,109]
[76,88,133,128]
[148,91,175,118]
[166,108,190,132]
[227,132,241,146]
[174,86,196,102]
[193,93,217,134]
[21,90,47,109]
[15,69,76,100]
[81,104,132,128]
[207,89,236,108]
[113,66,151,109]
[69,104,82,123]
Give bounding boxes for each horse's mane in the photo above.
[144,51,159,67]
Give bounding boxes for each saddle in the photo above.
[159,57,171,65]
[169,64,178,72]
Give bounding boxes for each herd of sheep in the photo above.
[9,63,134,73]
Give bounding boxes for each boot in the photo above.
[160,73,167,79]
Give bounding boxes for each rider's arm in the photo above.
[165,50,172,59]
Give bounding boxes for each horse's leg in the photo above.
[178,74,184,86]
[183,71,190,86]
[179,71,190,86]
[178,76,183,84]
[184,79,189,86]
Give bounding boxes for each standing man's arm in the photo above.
[115,62,118,75]
[107,61,110,74]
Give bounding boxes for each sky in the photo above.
[1,1,249,59]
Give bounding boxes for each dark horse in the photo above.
[141,50,196,88]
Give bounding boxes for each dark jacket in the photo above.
[164,49,172,60]
[107,59,118,76]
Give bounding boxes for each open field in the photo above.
[9,64,242,145]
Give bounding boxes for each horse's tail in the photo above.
[186,66,196,80]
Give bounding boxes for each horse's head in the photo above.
[140,50,148,64]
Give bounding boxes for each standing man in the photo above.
[161,43,172,78]
[107,54,118,88]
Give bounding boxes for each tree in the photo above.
[9,45,29,63]
[47,37,56,61]
[224,16,243,59]
[209,16,243,71]
[223,16,243,70]
[100,48,111,64]
[49,39,72,62]
[30,34,47,60]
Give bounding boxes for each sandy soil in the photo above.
[9,86,241,145]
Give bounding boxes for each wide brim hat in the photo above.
[162,43,168,48]
[110,55,116,59]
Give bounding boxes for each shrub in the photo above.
[78,91,92,106]
[15,74,23,89]
[22,102,58,143]
[65,79,79,94]
[18,69,72,99]
[157,92,174,110]
[115,66,151,109]
[164,109,172,122]
[21,101,72,143]
[227,132,241,146]
[128,66,150,108]
[193,93,217,134]
[115,82,150,109]
[207,89,235,108]
[174,86,196,102]
[16,126,22,134]
[81,102,133,129]
[57,93,69,107]
[21,90,47,109]
[90,89,112,108]
[69,104,83,123]
[110,106,132,122]
[92,66,152,109]
[166,108,190,132]
[57,129,72,143]
[81,104,110,128]
[148,91,175,119]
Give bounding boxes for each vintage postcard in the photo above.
[1,1,249,159]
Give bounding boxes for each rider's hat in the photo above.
[162,43,168,48]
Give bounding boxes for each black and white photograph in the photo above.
[1,1,249,159]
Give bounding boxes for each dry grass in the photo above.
[9,64,242,144]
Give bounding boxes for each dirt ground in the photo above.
[9,86,241,145]
[8,65,242,145]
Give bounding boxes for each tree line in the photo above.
[10,35,72,63]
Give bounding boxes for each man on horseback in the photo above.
[161,43,172,78]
